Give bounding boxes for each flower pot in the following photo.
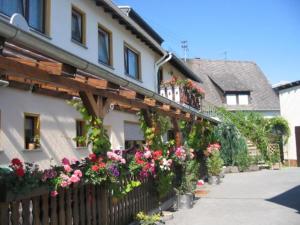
[208,176,220,185]
[272,163,281,170]
[27,143,36,150]
[177,193,193,209]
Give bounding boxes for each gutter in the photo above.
[154,52,172,91]
[0,20,218,123]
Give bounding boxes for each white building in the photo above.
[0,0,205,168]
[274,81,300,167]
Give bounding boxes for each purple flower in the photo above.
[108,164,120,177]
[41,169,57,182]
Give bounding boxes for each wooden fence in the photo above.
[0,178,167,225]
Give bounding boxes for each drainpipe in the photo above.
[154,52,172,92]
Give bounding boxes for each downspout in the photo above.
[154,52,172,92]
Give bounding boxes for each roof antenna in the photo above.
[181,40,189,62]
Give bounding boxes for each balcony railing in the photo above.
[160,78,205,110]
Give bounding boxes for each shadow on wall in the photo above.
[267,185,300,214]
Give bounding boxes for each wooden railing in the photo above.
[0,178,167,225]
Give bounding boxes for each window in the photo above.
[98,26,112,66]
[238,94,249,105]
[27,0,45,33]
[0,0,46,33]
[124,45,140,80]
[226,93,250,105]
[226,94,237,105]
[72,7,85,44]
[0,0,23,17]
[24,113,40,150]
[76,120,87,147]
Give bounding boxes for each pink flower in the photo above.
[197,180,204,186]
[70,174,80,183]
[64,164,73,173]
[107,151,114,159]
[60,180,69,188]
[51,191,58,197]
[62,157,70,165]
[74,169,82,178]
[120,158,126,164]
[144,150,152,159]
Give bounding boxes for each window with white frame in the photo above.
[226,94,237,105]
[98,26,112,66]
[226,93,250,105]
[238,94,249,105]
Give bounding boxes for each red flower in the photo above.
[89,153,97,162]
[153,150,162,160]
[15,167,25,177]
[91,165,99,172]
[11,158,22,166]
[98,162,106,169]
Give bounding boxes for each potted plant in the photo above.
[173,147,199,209]
[206,144,223,185]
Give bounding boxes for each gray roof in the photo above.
[273,80,300,91]
[186,59,280,111]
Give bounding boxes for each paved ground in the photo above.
[166,168,300,225]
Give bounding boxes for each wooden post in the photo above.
[171,118,182,147]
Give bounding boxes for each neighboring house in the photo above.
[274,81,300,167]
[0,0,206,168]
[186,59,280,117]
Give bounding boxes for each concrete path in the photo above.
[166,168,300,225]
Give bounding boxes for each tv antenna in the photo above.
[181,40,189,62]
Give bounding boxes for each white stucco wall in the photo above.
[0,0,160,92]
[279,86,300,161]
[0,88,139,169]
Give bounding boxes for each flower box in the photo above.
[0,183,49,203]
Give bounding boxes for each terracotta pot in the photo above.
[27,143,36,150]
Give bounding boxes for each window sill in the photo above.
[23,148,42,152]
[71,39,88,49]
[98,61,114,70]
[74,147,88,151]
[30,28,52,40]
[125,74,143,83]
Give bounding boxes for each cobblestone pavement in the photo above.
[166,168,300,225]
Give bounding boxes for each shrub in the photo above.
[207,150,224,176]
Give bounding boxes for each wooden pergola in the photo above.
[0,41,213,146]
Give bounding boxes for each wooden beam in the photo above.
[171,118,182,147]
[119,89,136,100]
[161,104,170,111]
[144,97,156,107]
[79,91,101,118]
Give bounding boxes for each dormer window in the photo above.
[226,93,250,105]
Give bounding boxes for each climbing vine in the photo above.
[68,99,111,155]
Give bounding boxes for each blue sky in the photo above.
[114,0,300,85]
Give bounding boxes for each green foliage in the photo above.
[235,150,250,172]
[207,151,224,176]
[213,122,249,168]
[177,159,200,194]
[138,111,172,151]
[266,117,290,144]
[268,148,281,164]
[68,99,111,154]
[218,109,267,160]
[136,212,164,225]
[156,171,174,198]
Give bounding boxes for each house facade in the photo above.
[186,59,280,117]
[274,81,300,167]
[0,0,207,168]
